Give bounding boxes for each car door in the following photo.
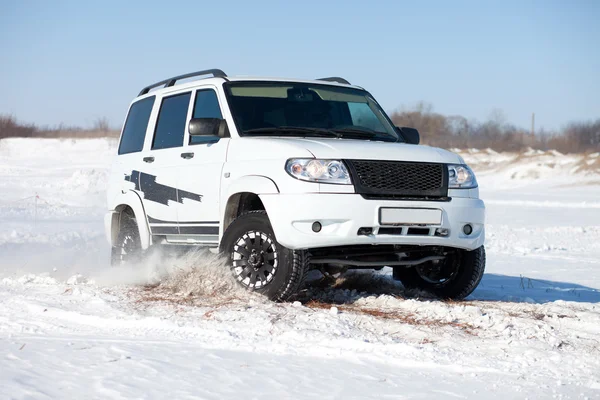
[137,91,192,236]
[175,86,229,244]
[115,95,156,206]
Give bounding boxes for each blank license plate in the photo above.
[379,208,442,225]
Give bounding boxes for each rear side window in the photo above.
[118,96,155,155]
[152,92,191,150]
[191,90,223,145]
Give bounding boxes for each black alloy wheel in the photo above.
[231,230,278,289]
[221,211,310,301]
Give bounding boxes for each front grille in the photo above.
[345,160,448,198]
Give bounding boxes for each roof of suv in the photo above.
[136,69,363,99]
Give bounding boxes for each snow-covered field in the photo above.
[1,139,599,399]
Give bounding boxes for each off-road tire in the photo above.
[220,211,310,302]
[111,210,142,266]
[394,246,486,300]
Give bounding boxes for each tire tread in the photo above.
[223,210,310,302]
[446,246,486,299]
[394,246,486,300]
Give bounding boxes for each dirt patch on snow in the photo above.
[304,299,478,335]
[129,250,262,307]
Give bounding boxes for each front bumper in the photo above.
[259,193,485,251]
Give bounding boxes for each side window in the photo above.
[191,90,223,145]
[152,92,191,150]
[348,102,383,132]
[118,96,155,155]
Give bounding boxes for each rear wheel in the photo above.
[393,246,486,300]
[220,211,309,301]
[111,211,142,266]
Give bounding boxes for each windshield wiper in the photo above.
[330,128,398,142]
[243,126,397,142]
[243,126,341,138]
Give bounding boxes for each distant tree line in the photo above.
[0,115,119,139]
[2,107,599,153]
[391,103,600,153]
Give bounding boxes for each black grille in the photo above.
[345,160,448,198]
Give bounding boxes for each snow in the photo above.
[1,138,600,399]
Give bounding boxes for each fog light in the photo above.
[463,224,473,235]
[312,221,322,233]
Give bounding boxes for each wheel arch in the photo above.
[107,190,152,249]
[221,175,279,242]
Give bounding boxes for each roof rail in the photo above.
[317,77,351,85]
[138,69,228,96]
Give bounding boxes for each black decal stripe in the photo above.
[179,221,219,225]
[124,171,141,190]
[148,216,219,225]
[150,226,179,235]
[124,170,203,206]
[178,226,219,235]
[147,215,177,224]
[139,171,178,206]
[178,188,203,203]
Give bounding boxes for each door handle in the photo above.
[181,152,195,159]
[143,156,155,163]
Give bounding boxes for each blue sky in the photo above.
[1,0,598,132]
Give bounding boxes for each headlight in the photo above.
[285,159,352,184]
[447,164,478,189]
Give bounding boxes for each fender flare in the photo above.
[220,175,280,241]
[224,175,280,199]
[108,190,152,249]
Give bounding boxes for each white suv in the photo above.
[106,69,486,301]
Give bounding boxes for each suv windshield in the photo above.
[224,81,400,142]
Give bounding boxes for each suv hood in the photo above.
[250,137,463,164]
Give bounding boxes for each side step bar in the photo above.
[310,255,445,267]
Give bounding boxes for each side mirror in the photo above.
[397,126,420,145]
[188,118,228,137]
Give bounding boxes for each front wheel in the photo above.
[220,211,309,301]
[393,246,486,300]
